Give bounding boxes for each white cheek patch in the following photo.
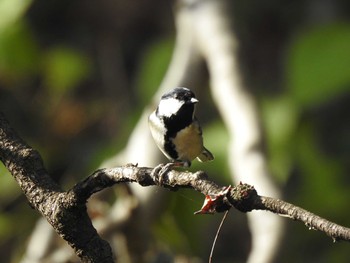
[157,98,184,117]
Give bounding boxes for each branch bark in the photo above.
[1,112,350,263]
[73,165,350,242]
[0,113,114,263]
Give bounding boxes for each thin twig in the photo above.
[72,166,350,242]
[209,210,229,263]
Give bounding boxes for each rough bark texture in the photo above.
[0,113,114,263]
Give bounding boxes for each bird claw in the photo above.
[150,163,175,185]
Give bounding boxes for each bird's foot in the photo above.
[150,163,175,185]
[151,161,190,185]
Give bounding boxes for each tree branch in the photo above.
[256,197,350,242]
[0,113,114,263]
[73,165,350,242]
[1,112,350,263]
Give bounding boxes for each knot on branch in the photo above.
[228,182,258,213]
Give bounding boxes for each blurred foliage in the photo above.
[43,46,91,97]
[0,0,32,31]
[136,37,174,104]
[0,21,39,83]
[0,0,349,262]
[262,96,299,183]
[295,125,348,215]
[287,22,350,106]
[0,163,19,201]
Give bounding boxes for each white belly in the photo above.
[171,124,203,162]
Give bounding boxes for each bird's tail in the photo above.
[197,147,214,162]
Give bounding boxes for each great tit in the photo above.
[148,87,214,168]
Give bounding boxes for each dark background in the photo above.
[0,0,349,262]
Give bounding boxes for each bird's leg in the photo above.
[151,161,190,185]
[151,163,174,185]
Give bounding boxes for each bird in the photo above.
[148,87,214,172]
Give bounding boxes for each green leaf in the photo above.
[43,46,91,95]
[262,96,299,182]
[136,37,174,104]
[0,214,14,239]
[295,125,347,215]
[0,162,20,202]
[287,23,350,106]
[0,0,33,31]
[0,21,39,80]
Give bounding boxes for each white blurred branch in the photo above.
[182,0,284,262]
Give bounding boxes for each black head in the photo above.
[161,87,197,104]
[156,87,198,119]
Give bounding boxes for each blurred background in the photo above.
[0,0,350,262]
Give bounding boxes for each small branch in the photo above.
[72,166,223,202]
[257,196,350,242]
[72,165,350,242]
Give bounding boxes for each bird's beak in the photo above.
[190,98,199,104]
